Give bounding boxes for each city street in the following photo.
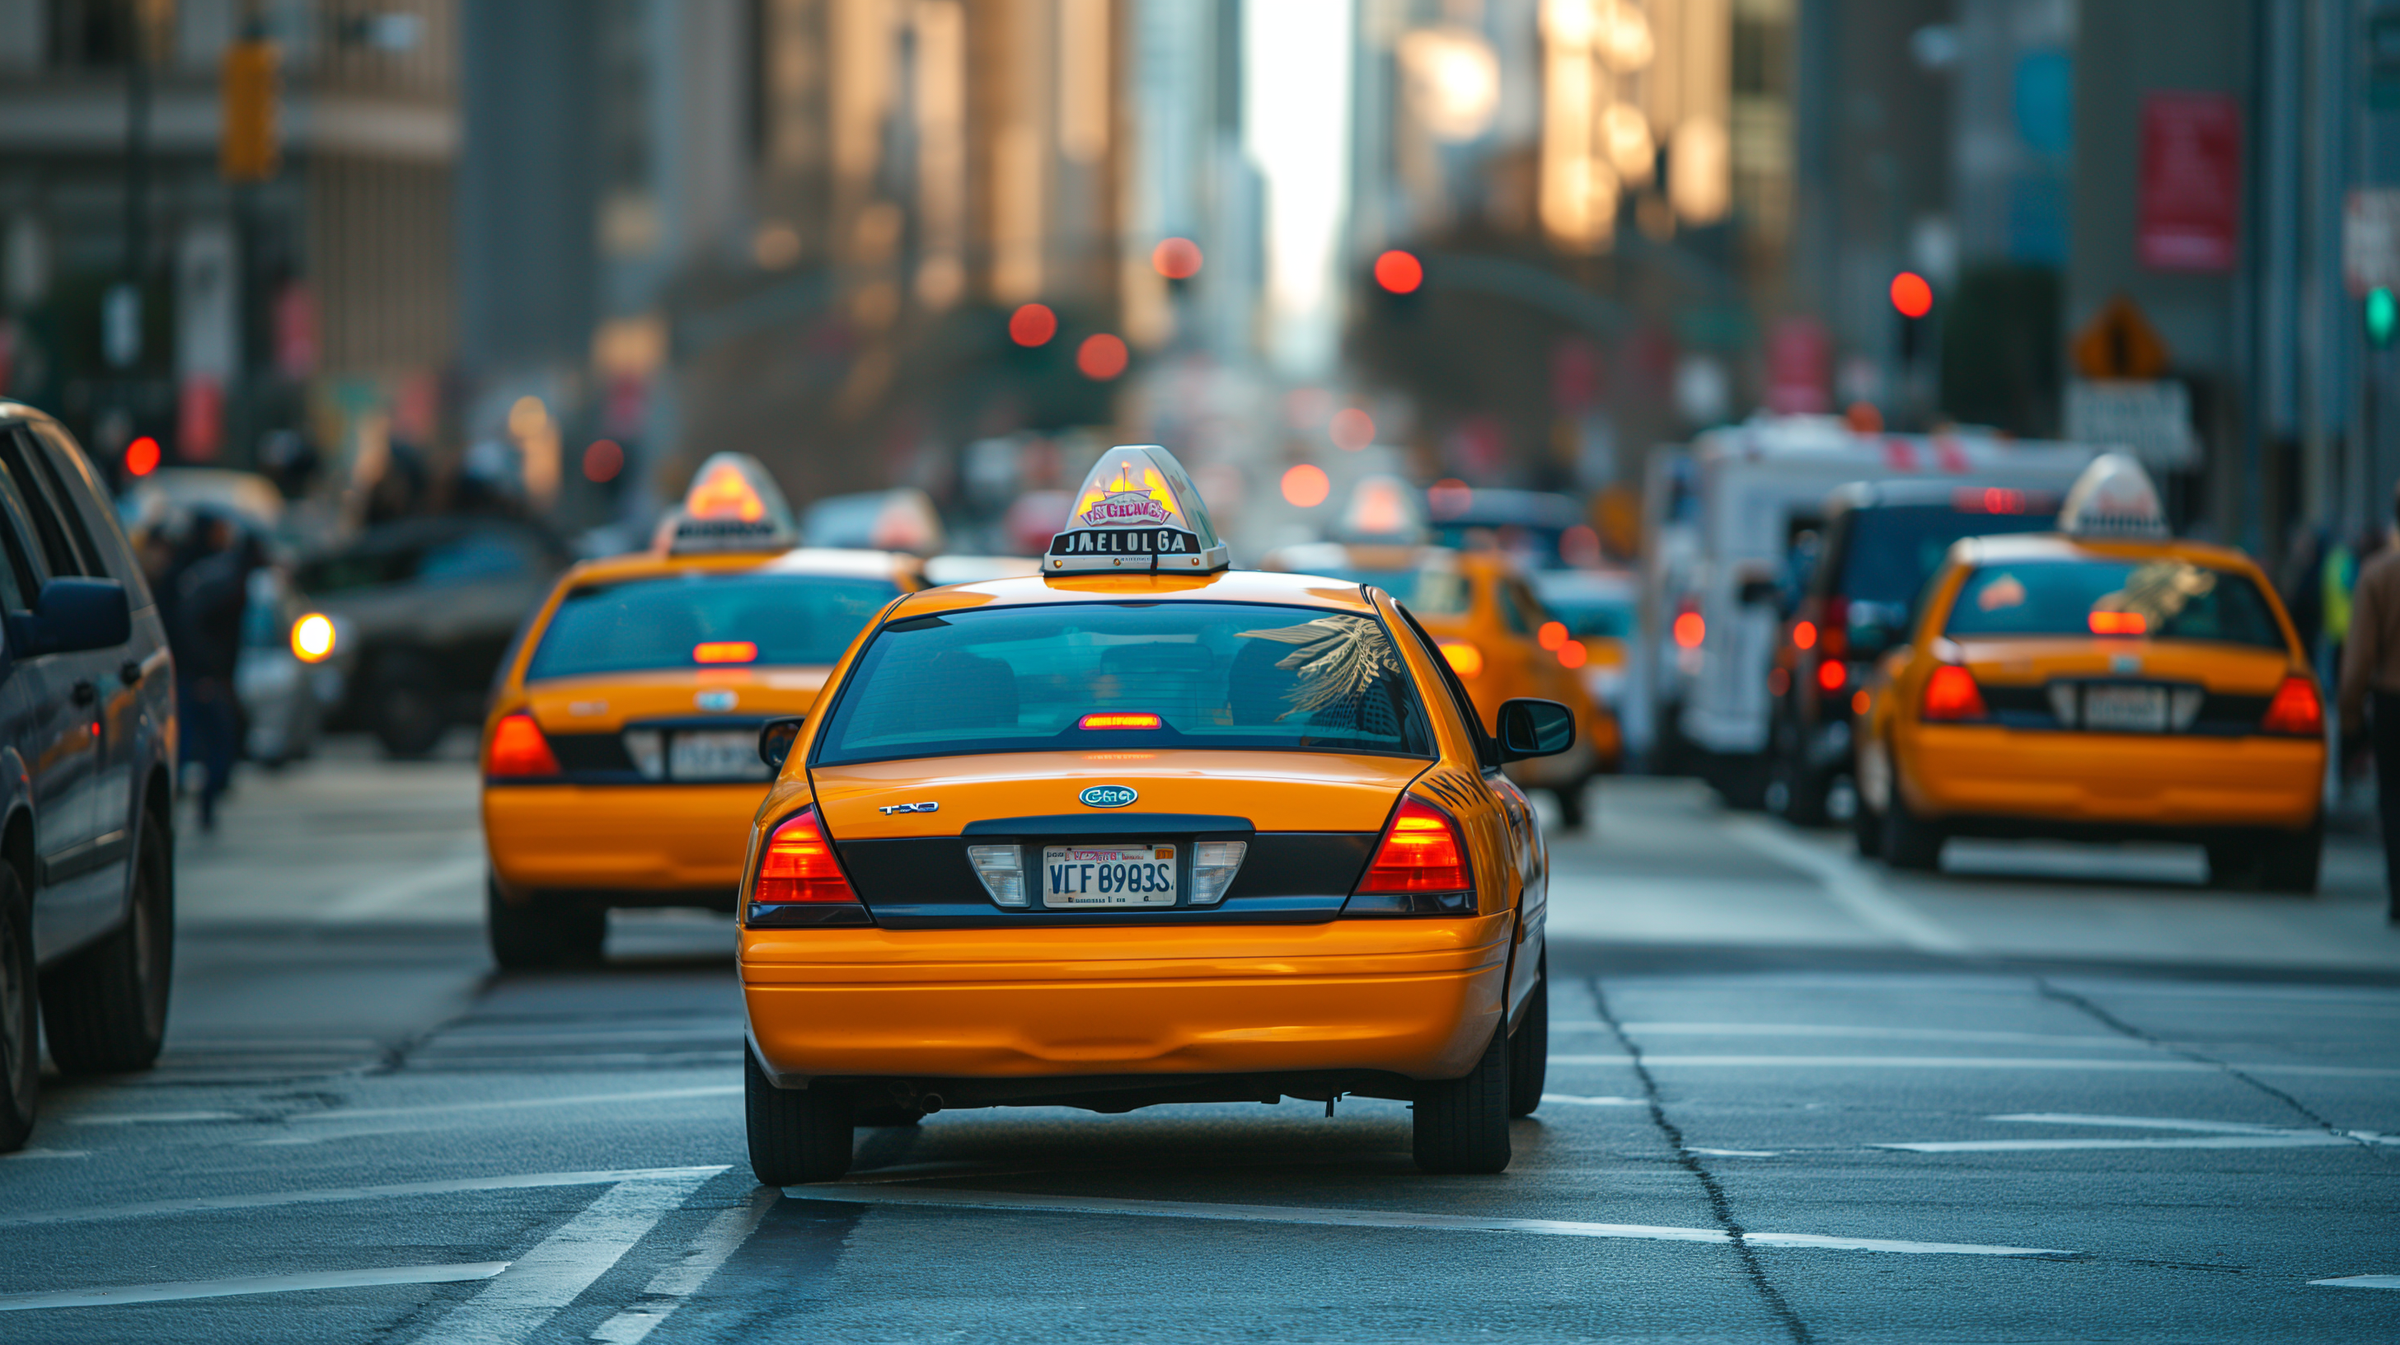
[0,744,2392,1342]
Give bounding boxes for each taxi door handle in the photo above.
[72,680,96,707]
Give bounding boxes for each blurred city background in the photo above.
[0,0,2393,765]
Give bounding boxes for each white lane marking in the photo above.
[270,1085,741,1129]
[425,1027,742,1048]
[1876,1135,2361,1153]
[2309,1275,2400,1290]
[319,853,486,920]
[0,1148,88,1159]
[0,1263,506,1311]
[588,1188,781,1344]
[421,1169,718,1344]
[63,1110,246,1125]
[1590,1023,2145,1049]
[1688,1148,1782,1158]
[1548,1055,2400,1078]
[1538,1094,1647,1107]
[792,1186,2071,1257]
[1988,1113,2294,1134]
[1727,817,1969,954]
[0,1166,730,1230]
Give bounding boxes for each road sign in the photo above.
[2345,190,2400,296]
[2071,294,2171,381]
[2137,93,2240,273]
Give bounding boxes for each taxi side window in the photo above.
[0,453,51,614]
[1499,579,1543,637]
[1394,601,1501,772]
[0,431,88,578]
[25,423,130,583]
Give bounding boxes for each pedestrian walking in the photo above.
[2336,486,2400,923]
[169,512,255,831]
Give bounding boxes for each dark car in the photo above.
[1765,480,2062,824]
[296,516,568,756]
[0,405,180,1153]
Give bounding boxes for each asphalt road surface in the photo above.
[3,742,2395,1342]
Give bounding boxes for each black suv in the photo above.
[1765,480,2062,824]
[0,405,179,1152]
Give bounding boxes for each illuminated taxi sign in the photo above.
[662,452,801,555]
[1047,444,1230,573]
[2057,453,2169,540]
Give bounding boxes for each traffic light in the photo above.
[2369,287,2397,350]
[1890,270,1933,363]
[221,38,279,183]
[1371,249,1425,322]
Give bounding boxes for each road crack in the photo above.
[1591,978,1814,1345]
[2035,978,2390,1162]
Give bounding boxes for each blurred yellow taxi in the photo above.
[740,445,1578,1184]
[1264,539,1611,825]
[479,454,922,966]
[1854,457,2324,890]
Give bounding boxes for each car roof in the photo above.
[1952,532,2266,574]
[559,545,917,589]
[888,569,1381,618]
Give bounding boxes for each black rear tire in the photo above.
[1881,776,1944,872]
[1505,968,1547,1118]
[371,653,447,758]
[42,810,171,1075]
[2258,824,2322,895]
[746,1049,854,1185]
[486,874,605,970]
[0,864,37,1152]
[1852,793,1885,857]
[1414,1019,1511,1174]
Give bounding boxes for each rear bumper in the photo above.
[741,916,1513,1085]
[1900,726,2324,830]
[483,782,764,896]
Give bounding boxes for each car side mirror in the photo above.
[1496,698,1576,762]
[757,716,807,770]
[10,578,130,656]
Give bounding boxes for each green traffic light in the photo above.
[2370,288,2397,348]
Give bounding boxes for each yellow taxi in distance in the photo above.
[740,446,1577,1183]
[1853,457,2324,890]
[1262,540,1612,826]
[481,454,922,967]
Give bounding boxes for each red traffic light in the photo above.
[1374,250,1424,295]
[1008,303,1058,347]
[1889,271,1933,319]
[125,436,161,477]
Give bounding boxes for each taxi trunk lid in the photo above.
[1951,638,2302,735]
[809,751,1424,926]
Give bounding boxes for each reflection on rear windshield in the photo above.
[1944,560,2284,648]
[527,572,899,679]
[813,601,1437,765]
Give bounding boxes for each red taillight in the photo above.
[2088,610,2148,636]
[1817,659,1847,692]
[486,713,560,777]
[1793,620,1817,651]
[1356,797,1471,895]
[694,640,758,664]
[753,807,860,905]
[1077,712,1162,730]
[1921,665,1988,721]
[1673,610,1705,648]
[2261,676,2323,737]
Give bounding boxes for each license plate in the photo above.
[1041,844,1178,908]
[2081,684,2168,733]
[669,730,771,781]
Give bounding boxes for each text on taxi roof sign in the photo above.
[661,452,801,555]
[1048,444,1230,573]
[2057,453,2169,540]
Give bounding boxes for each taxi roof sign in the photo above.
[1047,444,1230,574]
[2057,452,2169,540]
[659,453,801,555]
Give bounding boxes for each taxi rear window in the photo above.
[1943,559,2286,648]
[525,572,899,679]
[812,601,1438,765]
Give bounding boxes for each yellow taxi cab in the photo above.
[1852,456,2325,890]
[1264,527,1610,826]
[738,446,1579,1183]
[480,454,923,967]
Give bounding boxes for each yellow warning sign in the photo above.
[2072,294,2171,380]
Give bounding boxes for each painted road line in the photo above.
[283,1085,742,1124]
[62,1110,246,1125]
[1539,1094,1647,1106]
[319,853,486,920]
[0,1148,88,1160]
[1547,1055,2400,1078]
[1689,1148,1782,1157]
[0,1263,506,1312]
[1599,1023,2146,1048]
[589,1188,782,1344]
[1728,817,1969,954]
[0,1166,731,1230]
[792,1186,2073,1257]
[1876,1135,2359,1153]
[2309,1275,2400,1290]
[1988,1113,2297,1134]
[420,1169,718,1344]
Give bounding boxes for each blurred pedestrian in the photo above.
[2336,486,2400,923]
[169,513,256,831]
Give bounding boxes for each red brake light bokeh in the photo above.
[1077,712,1162,730]
[694,641,759,664]
[1921,665,1988,721]
[486,713,560,777]
[2261,677,2323,737]
[2088,611,2149,636]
